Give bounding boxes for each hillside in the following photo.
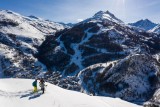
[0,78,142,107]
[78,54,160,103]
[150,24,160,34]
[0,10,68,78]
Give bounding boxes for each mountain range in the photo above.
[129,19,158,31]
[0,9,160,107]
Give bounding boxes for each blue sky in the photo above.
[0,0,160,23]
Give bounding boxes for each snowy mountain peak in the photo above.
[143,19,151,22]
[93,10,124,23]
[0,9,15,14]
[129,19,157,31]
[0,9,22,17]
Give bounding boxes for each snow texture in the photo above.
[0,78,142,107]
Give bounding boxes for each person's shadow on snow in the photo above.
[20,90,42,100]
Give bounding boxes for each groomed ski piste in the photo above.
[0,79,142,107]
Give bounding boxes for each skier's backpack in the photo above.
[32,81,36,87]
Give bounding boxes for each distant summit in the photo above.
[28,15,41,20]
[58,22,74,28]
[129,19,158,31]
[92,10,124,23]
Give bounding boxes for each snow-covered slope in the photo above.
[0,9,68,47]
[0,10,66,36]
[143,88,160,107]
[150,24,160,34]
[0,78,141,107]
[129,19,157,31]
[0,10,68,78]
[0,10,44,40]
[78,54,160,103]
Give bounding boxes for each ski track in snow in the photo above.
[56,23,126,76]
[0,89,33,98]
[56,34,67,54]
[70,26,104,71]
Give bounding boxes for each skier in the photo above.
[32,79,38,92]
[39,78,46,94]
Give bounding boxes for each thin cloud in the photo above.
[77,19,83,22]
